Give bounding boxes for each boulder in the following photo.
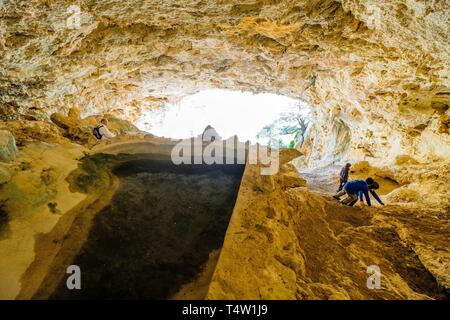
[0,130,19,162]
[279,148,303,165]
[50,112,73,129]
[0,120,67,146]
[50,112,93,144]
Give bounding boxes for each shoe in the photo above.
[333,195,340,200]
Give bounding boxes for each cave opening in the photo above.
[136,89,312,148]
[0,0,448,302]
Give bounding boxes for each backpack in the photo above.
[93,125,104,140]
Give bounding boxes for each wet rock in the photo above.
[47,202,61,215]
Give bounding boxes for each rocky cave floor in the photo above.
[296,165,449,299]
[205,155,449,300]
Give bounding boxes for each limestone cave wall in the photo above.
[1,0,449,164]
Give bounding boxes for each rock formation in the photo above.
[0,130,18,161]
[209,156,449,299]
[1,0,448,163]
[0,0,448,300]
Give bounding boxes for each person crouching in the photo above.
[333,178,385,207]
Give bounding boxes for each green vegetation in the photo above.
[257,103,310,148]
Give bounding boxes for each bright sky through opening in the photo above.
[137,89,310,145]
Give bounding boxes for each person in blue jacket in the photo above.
[333,178,385,207]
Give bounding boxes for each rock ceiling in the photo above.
[0,0,449,163]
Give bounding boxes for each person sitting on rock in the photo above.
[337,162,351,192]
[333,178,384,207]
[201,125,222,142]
[93,118,116,140]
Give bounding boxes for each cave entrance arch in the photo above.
[137,89,311,148]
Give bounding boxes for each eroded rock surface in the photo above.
[0,130,18,162]
[0,0,448,301]
[1,0,448,163]
[208,160,449,300]
[0,133,447,300]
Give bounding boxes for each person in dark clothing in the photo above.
[201,125,221,142]
[333,178,385,207]
[337,163,351,192]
